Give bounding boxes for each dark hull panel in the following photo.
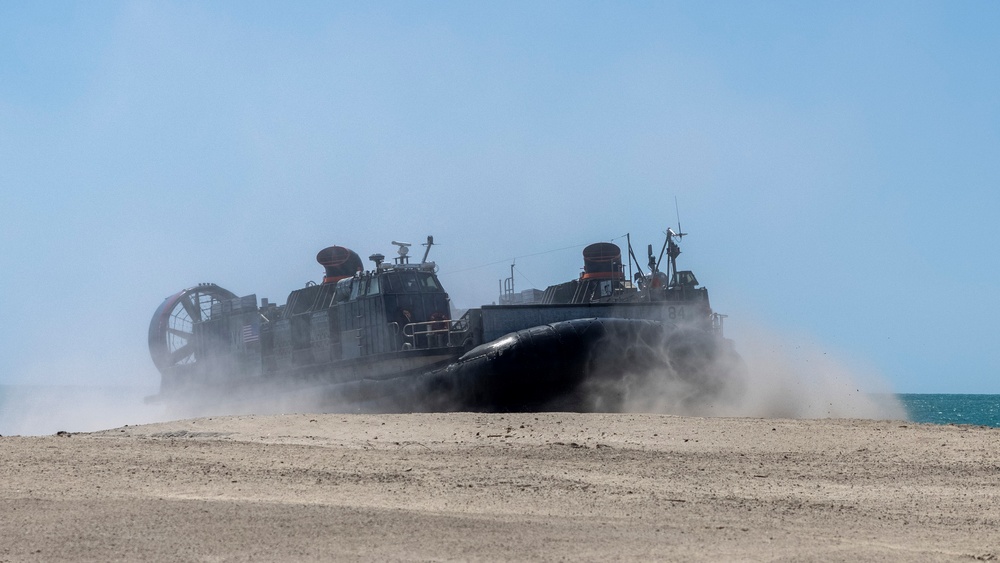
[276,318,746,414]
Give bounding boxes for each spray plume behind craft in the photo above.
[150,318,906,422]
[0,328,904,437]
[0,355,170,436]
[577,322,906,420]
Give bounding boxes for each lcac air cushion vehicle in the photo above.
[148,228,745,414]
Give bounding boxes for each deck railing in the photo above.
[400,316,470,350]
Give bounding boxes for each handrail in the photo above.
[711,312,727,337]
[400,318,468,349]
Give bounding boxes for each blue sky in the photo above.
[1,1,997,393]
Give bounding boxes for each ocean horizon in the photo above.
[897,393,1000,428]
[0,384,997,436]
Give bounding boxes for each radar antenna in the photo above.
[391,240,411,264]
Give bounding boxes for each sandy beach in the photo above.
[1,413,997,562]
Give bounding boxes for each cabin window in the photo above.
[383,272,441,294]
[350,276,365,300]
[420,274,442,291]
[403,273,421,293]
[367,276,381,296]
[671,270,699,288]
[385,272,421,293]
[334,278,352,302]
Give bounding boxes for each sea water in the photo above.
[898,394,1000,428]
[1,385,998,435]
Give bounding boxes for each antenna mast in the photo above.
[655,198,687,283]
[421,235,435,263]
[675,196,683,239]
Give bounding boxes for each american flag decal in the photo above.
[242,323,259,343]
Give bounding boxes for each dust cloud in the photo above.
[723,327,906,420]
[0,324,907,437]
[613,323,907,421]
[0,385,169,437]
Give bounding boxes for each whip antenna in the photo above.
[674,196,685,239]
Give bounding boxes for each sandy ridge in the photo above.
[1,413,998,562]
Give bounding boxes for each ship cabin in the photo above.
[261,254,451,374]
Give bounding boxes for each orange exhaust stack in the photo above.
[316,246,363,284]
[581,242,624,280]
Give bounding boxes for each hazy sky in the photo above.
[1,1,997,393]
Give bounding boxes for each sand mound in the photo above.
[2,413,997,561]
